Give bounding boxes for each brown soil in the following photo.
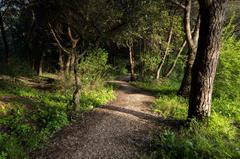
[31,79,161,159]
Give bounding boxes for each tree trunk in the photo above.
[178,1,200,97]
[0,12,9,64]
[127,42,136,81]
[65,55,71,75]
[177,49,196,97]
[156,26,173,80]
[72,54,81,111]
[164,40,187,78]
[58,48,64,74]
[188,0,227,119]
[38,53,44,76]
[70,53,75,74]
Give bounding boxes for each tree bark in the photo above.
[178,0,200,97]
[70,53,75,74]
[0,11,9,64]
[72,54,81,111]
[58,48,64,74]
[38,53,44,76]
[178,49,196,97]
[188,0,227,119]
[65,55,71,75]
[127,41,136,81]
[156,26,173,80]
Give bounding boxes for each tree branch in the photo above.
[171,0,186,10]
[49,23,71,54]
[67,26,80,48]
[184,0,196,51]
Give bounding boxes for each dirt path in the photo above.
[32,79,161,159]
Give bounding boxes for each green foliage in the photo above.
[133,79,239,159]
[215,35,240,99]
[141,52,160,79]
[79,48,112,88]
[80,87,115,112]
[153,96,187,119]
[0,78,115,158]
[151,114,239,159]
[213,21,240,122]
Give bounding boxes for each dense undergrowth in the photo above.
[0,79,114,158]
[132,79,239,159]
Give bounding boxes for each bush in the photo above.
[79,48,112,88]
[215,35,240,99]
[142,52,160,75]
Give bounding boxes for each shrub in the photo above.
[215,35,240,99]
[79,48,112,88]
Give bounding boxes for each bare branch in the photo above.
[48,23,71,54]
[193,14,201,45]
[164,39,187,77]
[171,0,186,10]
[67,26,80,48]
[184,0,196,51]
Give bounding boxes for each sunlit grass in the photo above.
[133,80,240,159]
[0,79,115,159]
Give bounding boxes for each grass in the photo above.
[132,80,240,159]
[0,78,115,159]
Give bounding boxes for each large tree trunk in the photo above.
[0,12,10,64]
[127,42,136,81]
[188,0,227,119]
[156,26,173,80]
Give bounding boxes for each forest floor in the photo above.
[31,77,162,159]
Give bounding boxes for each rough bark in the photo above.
[0,11,9,64]
[127,42,136,81]
[156,26,173,80]
[188,0,227,119]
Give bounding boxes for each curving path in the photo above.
[32,79,161,159]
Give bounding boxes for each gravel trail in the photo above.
[32,80,161,159]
